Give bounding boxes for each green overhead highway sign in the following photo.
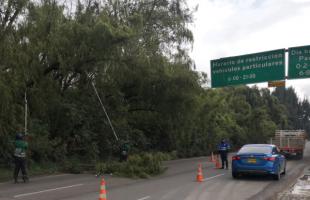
[288,45,310,79]
[211,49,285,88]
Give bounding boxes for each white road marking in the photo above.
[137,195,151,200]
[202,173,225,181]
[14,184,83,198]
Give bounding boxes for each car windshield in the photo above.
[238,146,272,154]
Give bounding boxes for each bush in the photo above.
[154,152,172,161]
[62,157,83,174]
[0,167,12,182]
[28,161,59,175]
[169,150,178,160]
[95,152,167,178]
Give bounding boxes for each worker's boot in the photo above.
[22,175,29,183]
[14,176,18,184]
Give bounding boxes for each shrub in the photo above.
[95,152,167,178]
[62,157,83,174]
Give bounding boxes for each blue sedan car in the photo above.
[232,144,286,180]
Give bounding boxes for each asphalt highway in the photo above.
[1,142,309,200]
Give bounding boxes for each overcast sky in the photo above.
[188,0,310,99]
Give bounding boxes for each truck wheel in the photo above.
[297,152,303,160]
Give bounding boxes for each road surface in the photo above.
[1,142,310,200]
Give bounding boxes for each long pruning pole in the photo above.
[91,81,119,142]
[24,90,28,135]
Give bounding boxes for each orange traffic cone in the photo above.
[99,178,107,200]
[215,156,221,169]
[196,163,204,182]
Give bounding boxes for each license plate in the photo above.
[247,158,256,163]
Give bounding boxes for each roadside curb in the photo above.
[277,165,310,200]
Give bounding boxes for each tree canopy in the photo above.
[0,0,309,166]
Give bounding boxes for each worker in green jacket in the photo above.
[119,141,130,162]
[14,133,29,183]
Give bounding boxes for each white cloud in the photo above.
[189,0,310,99]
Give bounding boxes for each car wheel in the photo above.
[273,168,281,180]
[232,172,239,179]
[282,163,286,175]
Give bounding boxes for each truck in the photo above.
[270,130,306,159]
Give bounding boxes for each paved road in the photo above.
[1,143,310,200]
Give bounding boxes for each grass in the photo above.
[0,162,59,182]
[0,168,12,182]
